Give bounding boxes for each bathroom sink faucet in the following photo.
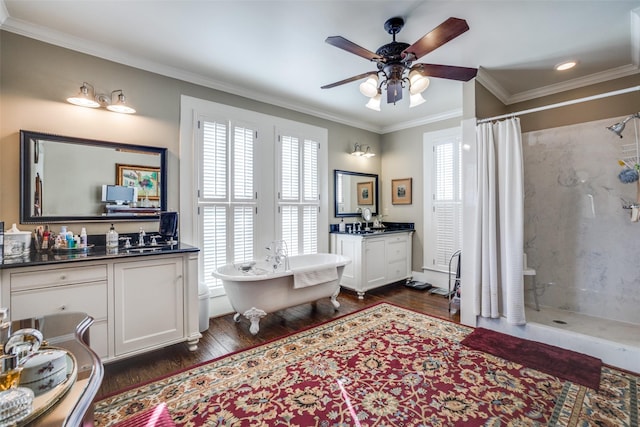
[137,227,146,246]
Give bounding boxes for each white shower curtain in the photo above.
[472,117,525,325]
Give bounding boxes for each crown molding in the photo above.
[380,109,462,134]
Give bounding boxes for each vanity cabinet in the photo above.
[331,231,413,298]
[114,256,184,356]
[0,250,200,363]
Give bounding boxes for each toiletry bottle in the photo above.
[106,224,119,249]
[66,232,75,249]
[80,228,87,248]
[339,218,345,232]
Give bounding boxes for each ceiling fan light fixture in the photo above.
[409,92,426,108]
[365,91,382,111]
[555,60,577,71]
[359,75,379,98]
[409,71,430,95]
[67,82,100,108]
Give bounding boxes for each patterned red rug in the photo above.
[94,303,639,426]
[461,327,602,390]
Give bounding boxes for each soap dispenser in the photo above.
[106,224,119,249]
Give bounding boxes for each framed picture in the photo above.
[116,164,161,200]
[392,178,412,205]
[357,181,374,205]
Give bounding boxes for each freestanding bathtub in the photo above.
[213,253,351,334]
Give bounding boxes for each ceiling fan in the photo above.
[321,16,478,107]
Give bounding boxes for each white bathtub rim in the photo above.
[213,253,351,282]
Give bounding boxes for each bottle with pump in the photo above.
[339,218,345,232]
[106,224,119,249]
[80,228,88,248]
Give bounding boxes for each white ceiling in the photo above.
[1,1,639,133]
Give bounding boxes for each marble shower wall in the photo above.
[523,116,640,325]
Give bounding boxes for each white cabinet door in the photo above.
[113,257,184,356]
[363,238,387,290]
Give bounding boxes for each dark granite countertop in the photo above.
[329,222,415,237]
[1,242,199,269]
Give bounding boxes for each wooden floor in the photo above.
[96,284,460,399]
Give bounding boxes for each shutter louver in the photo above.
[281,135,299,201]
[203,205,227,289]
[202,121,227,199]
[303,139,318,201]
[233,126,254,201]
[233,206,254,263]
[303,205,318,254]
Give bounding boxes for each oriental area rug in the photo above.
[94,303,639,426]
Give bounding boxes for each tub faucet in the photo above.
[265,240,289,271]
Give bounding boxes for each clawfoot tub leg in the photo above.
[330,288,341,310]
[233,313,241,322]
[243,307,267,335]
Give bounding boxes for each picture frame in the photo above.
[357,181,374,205]
[116,164,161,200]
[392,178,412,205]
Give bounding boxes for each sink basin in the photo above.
[126,247,163,253]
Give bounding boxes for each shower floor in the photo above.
[525,306,640,349]
[478,306,640,374]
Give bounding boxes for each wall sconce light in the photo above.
[350,143,375,158]
[67,82,136,114]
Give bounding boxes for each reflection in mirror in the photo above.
[20,130,167,223]
[334,169,379,217]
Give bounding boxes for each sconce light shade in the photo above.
[67,82,100,108]
[351,143,375,157]
[106,90,136,114]
[67,82,136,114]
[365,91,382,111]
[359,75,379,98]
[409,70,430,95]
[351,143,364,156]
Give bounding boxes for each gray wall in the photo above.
[0,31,380,237]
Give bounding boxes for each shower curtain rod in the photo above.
[477,85,640,124]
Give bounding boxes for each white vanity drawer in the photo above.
[386,238,408,263]
[387,259,408,281]
[11,281,108,320]
[10,265,107,291]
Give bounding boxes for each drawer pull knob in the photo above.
[60,275,67,280]
[59,305,66,311]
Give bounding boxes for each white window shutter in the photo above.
[202,205,227,289]
[202,121,227,200]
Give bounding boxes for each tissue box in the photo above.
[19,349,68,396]
[2,230,31,259]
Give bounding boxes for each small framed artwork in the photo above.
[357,181,374,205]
[116,164,161,200]
[392,178,412,205]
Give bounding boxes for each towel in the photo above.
[293,267,338,289]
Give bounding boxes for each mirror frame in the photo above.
[20,130,167,223]
[334,169,379,218]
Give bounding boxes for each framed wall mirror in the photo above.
[334,169,379,218]
[20,130,167,223]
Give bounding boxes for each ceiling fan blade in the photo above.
[411,63,478,81]
[402,17,469,61]
[325,36,383,62]
[321,72,377,89]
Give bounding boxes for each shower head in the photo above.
[607,113,640,138]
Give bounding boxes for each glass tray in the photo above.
[50,244,94,254]
[18,348,77,426]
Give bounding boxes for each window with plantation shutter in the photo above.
[180,96,328,307]
[424,128,463,272]
[200,119,256,291]
[278,134,320,256]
